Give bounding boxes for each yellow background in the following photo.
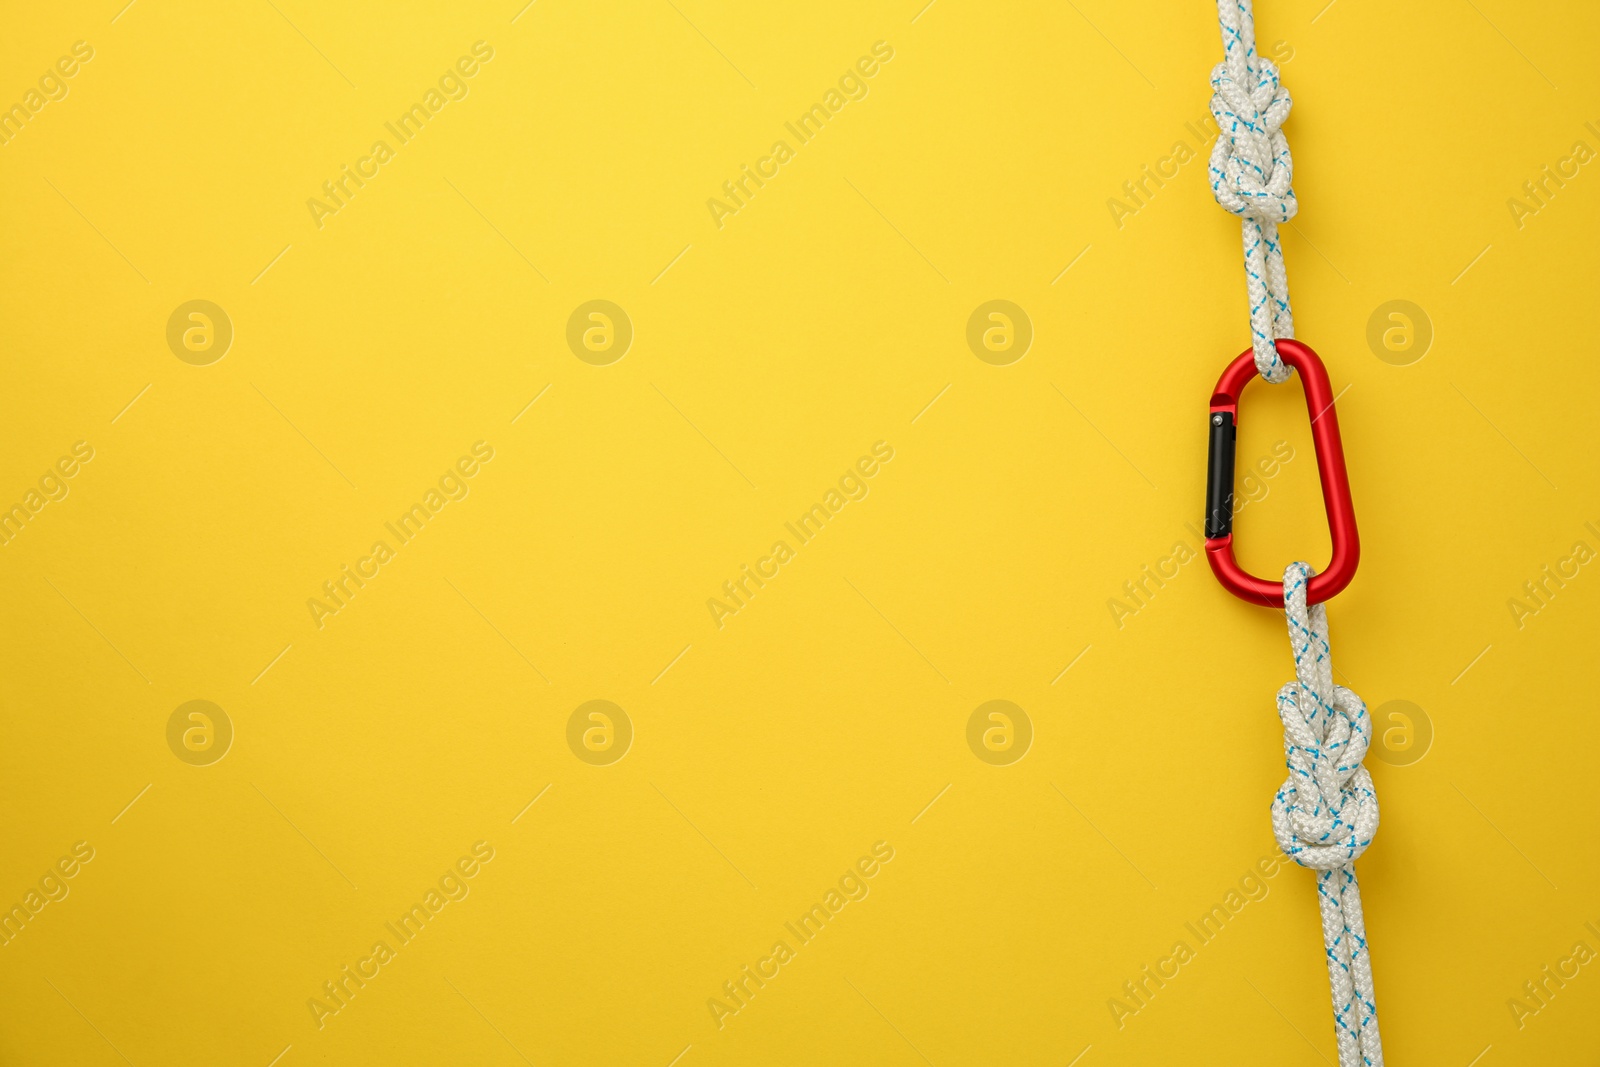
[2,0,1597,1063]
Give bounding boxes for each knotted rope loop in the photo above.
[1209,0,1296,384]
[1272,562,1384,1067]
[1271,562,1378,869]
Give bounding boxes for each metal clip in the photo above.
[1204,339,1358,607]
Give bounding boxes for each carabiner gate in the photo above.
[1203,339,1358,607]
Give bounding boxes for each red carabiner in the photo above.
[1203,339,1358,607]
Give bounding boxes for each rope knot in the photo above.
[1208,58,1297,225]
[1270,562,1380,870]
[1206,30,1298,384]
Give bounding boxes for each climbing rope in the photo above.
[1206,3,1386,1063]
[1209,0,1296,384]
[1274,562,1383,1066]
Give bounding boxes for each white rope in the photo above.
[1207,6,1384,1058]
[1273,562,1384,1067]
[1210,0,1296,384]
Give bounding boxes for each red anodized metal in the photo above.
[1207,338,1359,607]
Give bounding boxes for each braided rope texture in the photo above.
[1275,562,1384,1067]
[1210,0,1296,383]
